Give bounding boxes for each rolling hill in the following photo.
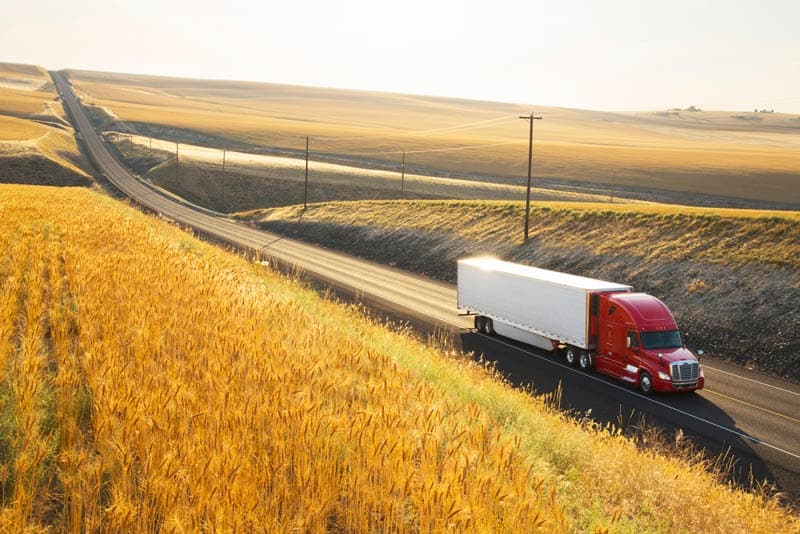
[0,183,795,531]
[66,68,800,208]
[0,63,91,186]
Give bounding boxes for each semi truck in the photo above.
[457,257,704,393]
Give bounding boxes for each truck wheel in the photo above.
[474,316,485,333]
[565,347,578,366]
[578,351,592,370]
[485,318,495,336]
[639,371,653,394]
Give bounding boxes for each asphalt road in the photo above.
[52,71,800,505]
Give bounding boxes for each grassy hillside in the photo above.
[240,200,800,380]
[1,184,795,531]
[0,63,91,186]
[66,69,800,207]
[105,132,634,213]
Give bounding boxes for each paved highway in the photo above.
[52,71,800,504]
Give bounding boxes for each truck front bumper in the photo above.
[654,375,704,393]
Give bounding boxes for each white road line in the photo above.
[702,388,800,424]
[702,364,800,397]
[478,333,800,462]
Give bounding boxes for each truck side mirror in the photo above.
[625,337,631,348]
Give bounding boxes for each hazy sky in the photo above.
[2,0,798,112]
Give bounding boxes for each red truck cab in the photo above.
[593,292,704,393]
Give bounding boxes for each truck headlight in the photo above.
[658,371,671,381]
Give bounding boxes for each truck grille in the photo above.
[671,361,699,384]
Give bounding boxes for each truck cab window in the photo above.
[627,331,639,349]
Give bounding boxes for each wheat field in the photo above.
[67,69,800,206]
[0,184,796,532]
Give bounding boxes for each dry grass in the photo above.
[0,64,90,185]
[242,200,800,269]
[0,185,564,531]
[0,62,49,84]
[67,69,800,205]
[0,184,796,531]
[239,198,800,380]
[0,115,47,142]
[110,132,631,212]
[0,63,63,120]
[0,87,63,119]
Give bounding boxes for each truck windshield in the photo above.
[640,330,682,349]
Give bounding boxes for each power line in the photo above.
[400,152,405,199]
[221,147,226,212]
[317,140,524,157]
[313,113,519,142]
[303,136,309,210]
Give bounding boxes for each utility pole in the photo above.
[611,170,615,204]
[400,151,406,199]
[221,147,226,213]
[304,136,309,210]
[520,112,543,241]
[176,142,180,193]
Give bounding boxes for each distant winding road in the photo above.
[52,71,800,505]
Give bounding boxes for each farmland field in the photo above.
[108,132,636,212]
[0,63,91,186]
[66,69,800,208]
[0,184,796,531]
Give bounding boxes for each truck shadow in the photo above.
[457,330,789,502]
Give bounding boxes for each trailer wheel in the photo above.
[639,371,653,394]
[485,318,495,336]
[475,316,485,333]
[578,351,592,370]
[565,347,578,366]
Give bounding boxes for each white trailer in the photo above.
[457,257,631,351]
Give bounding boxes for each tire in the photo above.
[639,371,654,394]
[485,318,495,336]
[475,316,485,333]
[578,351,592,370]
[565,347,578,366]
